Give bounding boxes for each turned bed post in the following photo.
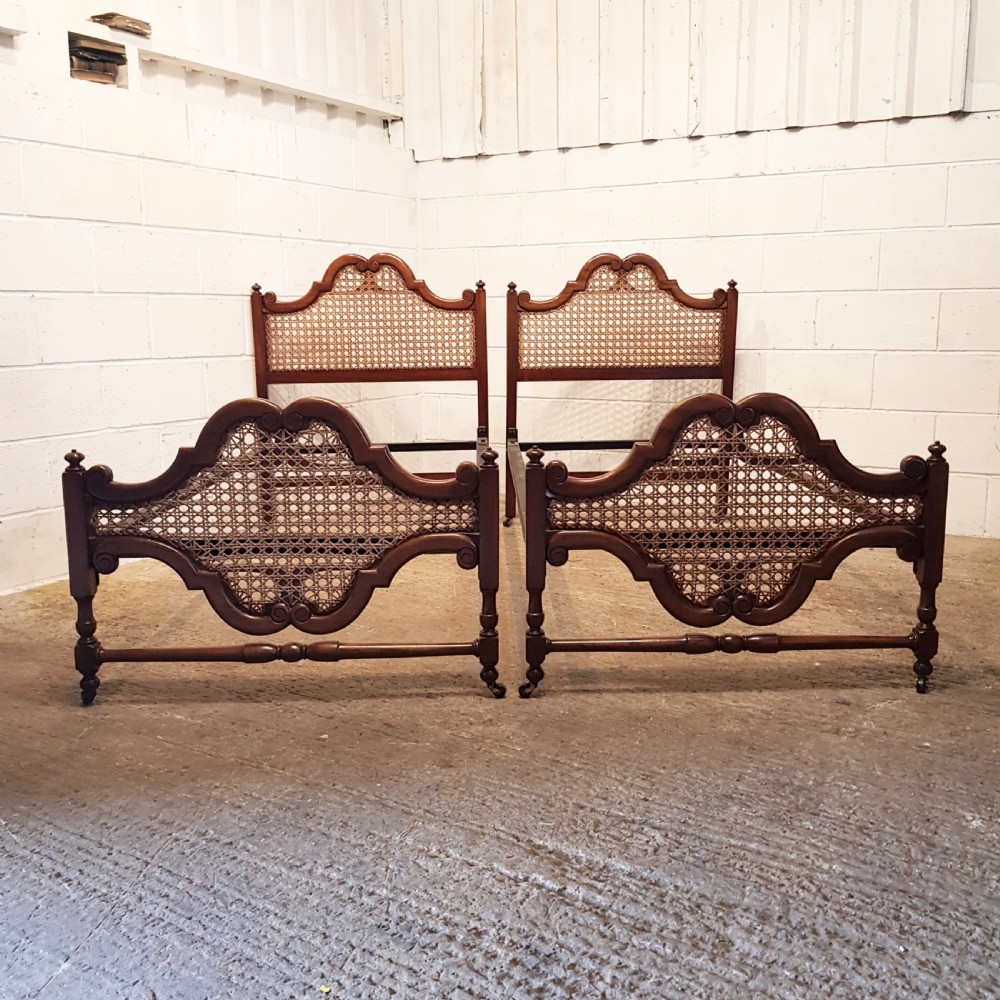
[912,441,949,694]
[520,446,548,698]
[476,446,506,698]
[62,451,101,705]
[504,282,520,526]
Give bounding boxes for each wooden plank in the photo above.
[401,0,442,160]
[221,0,240,59]
[642,0,693,140]
[301,0,327,86]
[698,0,740,136]
[837,0,858,123]
[910,0,970,115]
[965,0,999,111]
[358,0,383,99]
[744,0,791,132]
[687,0,703,135]
[270,0,297,77]
[801,0,845,125]
[482,0,519,153]
[382,0,404,101]
[784,0,803,126]
[332,0,358,93]
[891,0,915,118]
[853,0,896,121]
[735,0,753,131]
[438,0,479,157]
[598,0,643,144]
[557,0,599,149]
[516,0,558,151]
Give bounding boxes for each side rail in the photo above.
[519,392,948,697]
[62,397,504,703]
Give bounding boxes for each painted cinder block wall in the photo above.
[0,63,418,594]
[415,113,1000,539]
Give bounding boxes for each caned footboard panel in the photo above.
[68,398,488,636]
[536,393,948,628]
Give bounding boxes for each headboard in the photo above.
[252,253,488,441]
[506,252,737,448]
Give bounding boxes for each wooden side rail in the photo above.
[517,393,949,697]
[62,397,505,704]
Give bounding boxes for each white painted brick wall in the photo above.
[416,113,1000,541]
[0,53,416,593]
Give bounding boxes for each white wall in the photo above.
[0,5,417,593]
[404,0,1000,160]
[416,114,1000,538]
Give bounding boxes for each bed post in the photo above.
[721,279,738,398]
[912,442,949,693]
[63,451,102,705]
[251,283,269,399]
[504,282,520,526]
[519,446,548,698]
[476,446,506,698]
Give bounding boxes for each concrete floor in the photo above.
[0,531,998,999]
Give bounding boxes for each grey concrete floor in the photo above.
[0,531,998,999]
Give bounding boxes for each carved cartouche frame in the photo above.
[70,397,488,637]
[541,393,946,629]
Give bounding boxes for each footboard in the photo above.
[62,397,504,703]
[520,393,948,696]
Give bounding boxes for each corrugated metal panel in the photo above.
[405,0,993,162]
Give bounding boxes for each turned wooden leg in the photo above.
[503,460,516,527]
[911,581,939,695]
[74,595,102,706]
[519,588,547,698]
[478,589,506,699]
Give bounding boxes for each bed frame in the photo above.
[516,393,949,697]
[505,252,738,526]
[62,255,505,704]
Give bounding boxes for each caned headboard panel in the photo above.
[252,253,488,431]
[507,253,737,434]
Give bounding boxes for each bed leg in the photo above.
[519,589,547,698]
[478,590,506,698]
[912,582,939,695]
[503,460,516,527]
[74,595,102,706]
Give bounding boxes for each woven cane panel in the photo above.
[92,419,477,617]
[548,414,922,608]
[265,264,476,372]
[519,264,724,370]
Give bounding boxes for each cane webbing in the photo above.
[265,263,476,372]
[519,263,724,370]
[548,413,922,608]
[92,418,477,617]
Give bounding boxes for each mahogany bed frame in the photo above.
[517,393,949,698]
[62,255,505,703]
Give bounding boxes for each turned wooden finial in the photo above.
[728,279,737,289]
[507,281,517,291]
[252,283,262,293]
[526,446,545,467]
[480,447,498,467]
[928,441,947,461]
[65,450,85,467]
[476,279,485,290]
